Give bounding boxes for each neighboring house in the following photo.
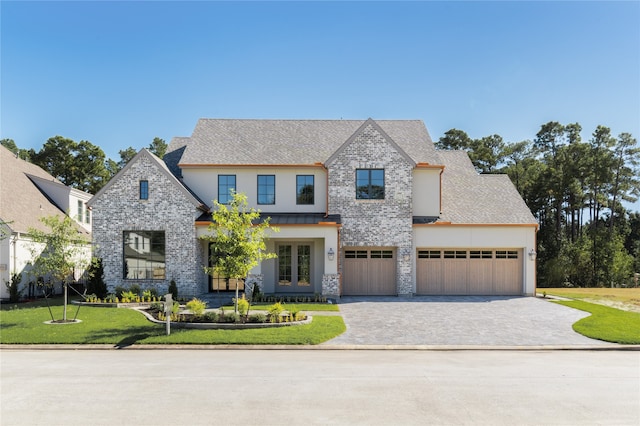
[0,145,92,300]
[88,118,538,298]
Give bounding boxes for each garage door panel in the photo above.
[416,260,443,294]
[443,259,468,294]
[468,260,493,294]
[417,248,523,296]
[343,248,396,296]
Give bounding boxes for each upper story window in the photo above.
[77,200,84,223]
[139,180,149,200]
[218,175,236,204]
[296,175,314,205]
[257,175,275,205]
[356,169,385,199]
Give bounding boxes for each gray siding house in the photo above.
[88,118,538,298]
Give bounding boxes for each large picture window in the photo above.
[257,175,275,204]
[296,175,314,205]
[123,231,165,280]
[356,169,384,199]
[218,175,236,204]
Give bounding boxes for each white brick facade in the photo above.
[89,151,205,297]
[328,123,415,295]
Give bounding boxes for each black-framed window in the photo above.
[123,231,165,280]
[218,175,236,204]
[356,169,384,199]
[296,175,314,205]
[257,175,275,204]
[139,180,149,200]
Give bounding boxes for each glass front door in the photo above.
[277,243,313,293]
[208,244,244,292]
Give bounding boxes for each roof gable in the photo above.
[87,148,206,209]
[0,145,89,235]
[325,118,416,167]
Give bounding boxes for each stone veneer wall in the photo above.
[328,124,414,295]
[321,274,340,297]
[91,153,204,297]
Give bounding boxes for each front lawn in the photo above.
[539,287,640,311]
[0,298,346,345]
[553,300,640,344]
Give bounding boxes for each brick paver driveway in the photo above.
[325,296,612,346]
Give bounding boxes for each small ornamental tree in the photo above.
[200,192,278,312]
[28,215,90,321]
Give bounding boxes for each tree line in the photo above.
[437,122,640,288]
[1,137,167,195]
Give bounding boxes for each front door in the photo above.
[208,244,244,292]
[277,243,313,293]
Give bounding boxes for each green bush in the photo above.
[249,313,266,323]
[186,298,207,316]
[236,294,250,316]
[224,312,240,323]
[85,258,107,298]
[204,311,219,322]
[129,283,142,296]
[267,302,284,323]
[168,280,178,300]
[104,294,117,303]
[120,291,137,302]
[5,273,23,303]
[114,286,127,298]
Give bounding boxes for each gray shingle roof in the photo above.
[177,119,440,165]
[0,145,90,234]
[438,150,537,225]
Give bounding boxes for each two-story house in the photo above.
[88,118,538,298]
[0,144,92,300]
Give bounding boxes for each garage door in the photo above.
[416,249,523,295]
[343,248,396,295]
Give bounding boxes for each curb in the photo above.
[1,344,638,351]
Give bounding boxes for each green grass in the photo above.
[554,300,640,344]
[0,298,346,345]
[539,287,640,310]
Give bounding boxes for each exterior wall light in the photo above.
[327,248,335,261]
[528,249,537,261]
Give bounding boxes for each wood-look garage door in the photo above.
[343,249,396,296]
[416,249,523,295]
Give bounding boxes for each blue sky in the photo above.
[2,1,639,208]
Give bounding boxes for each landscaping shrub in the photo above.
[186,298,207,316]
[129,283,142,297]
[236,294,249,316]
[114,285,127,298]
[204,311,219,322]
[168,280,178,300]
[249,313,266,323]
[267,302,284,323]
[5,273,23,303]
[85,258,107,298]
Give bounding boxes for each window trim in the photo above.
[296,175,315,205]
[257,174,276,205]
[139,180,149,200]
[356,169,385,200]
[218,174,236,204]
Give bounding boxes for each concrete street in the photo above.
[1,349,638,425]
